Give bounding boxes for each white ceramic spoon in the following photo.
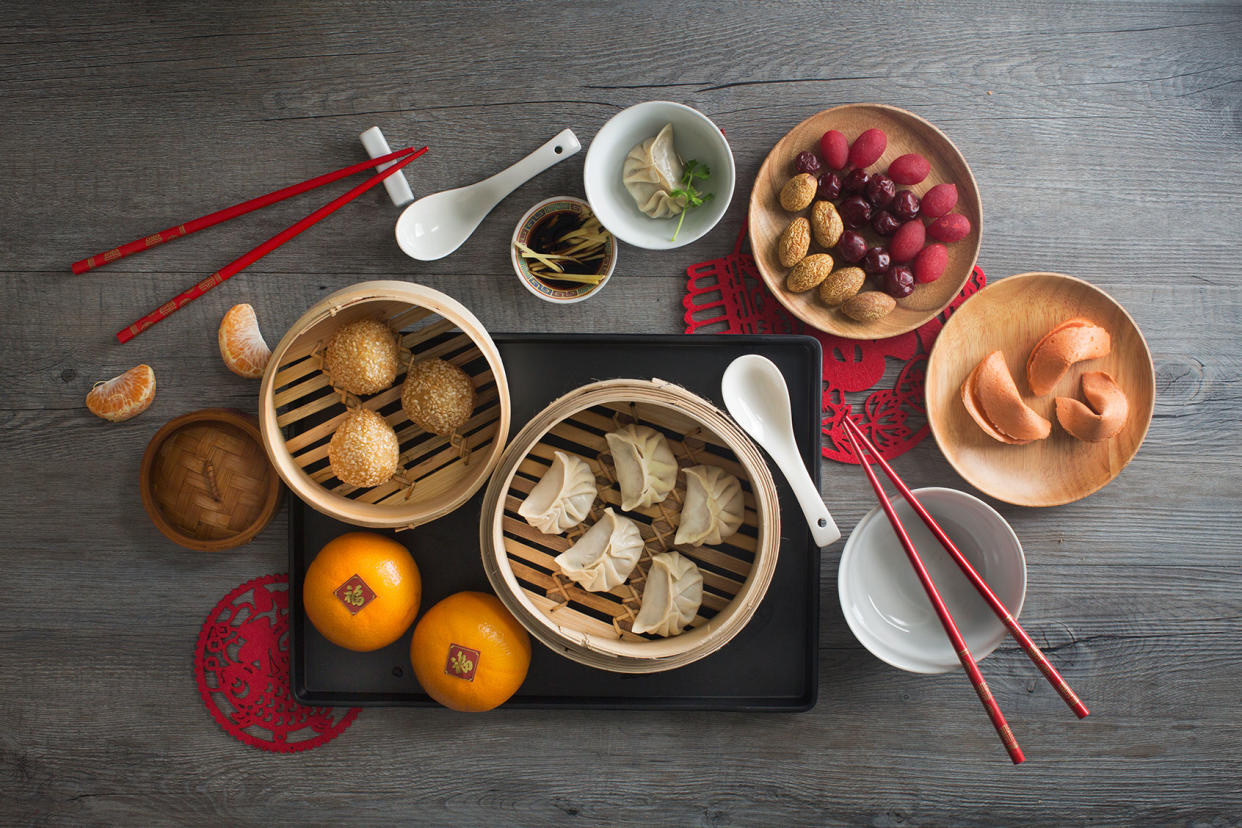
[722,354,841,548]
[395,128,582,261]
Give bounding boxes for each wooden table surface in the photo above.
[3,2,1240,824]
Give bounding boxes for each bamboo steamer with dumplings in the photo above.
[479,378,781,673]
[259,281,510,529]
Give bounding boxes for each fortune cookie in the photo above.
[1026,319,1111,396]
[961,351,1052,445]
[1055,371,1128,442]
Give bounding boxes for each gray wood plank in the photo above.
[2,0,1241,824]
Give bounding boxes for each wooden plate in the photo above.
[925,272,1154,507]
[748,103,982,339]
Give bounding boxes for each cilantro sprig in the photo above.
[670,160,714,242]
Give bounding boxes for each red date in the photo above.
[927,213,972,243]
[848,128,887,169]
[887,153,930,185]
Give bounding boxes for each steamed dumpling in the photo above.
[632,551,703,637]
[554,508,644,592]
[621,123,687,219]
[518,450,597,535]
[675,465,744,547]
[605,424,677,511]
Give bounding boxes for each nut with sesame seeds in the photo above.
[324,318,401,396]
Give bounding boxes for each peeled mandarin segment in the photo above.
[1056,371,1129,442]
[85,364,156,422]
[962,350,1050,444]
[1026,318,1112,396]
[217,303,271,379]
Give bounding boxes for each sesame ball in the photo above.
[324,319,399,396]
[328,407,400,487]
[401,359,475,437]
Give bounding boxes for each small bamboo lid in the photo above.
[140,408,281,551]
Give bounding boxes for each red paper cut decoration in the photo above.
[683,223,985,464]
[195,573,359,753]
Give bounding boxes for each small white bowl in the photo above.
[510,196,617,304]
[583,100,734,250]
[838,487,1026,674]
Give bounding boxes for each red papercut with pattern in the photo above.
[195,573,359,753]
[682,223,985,464]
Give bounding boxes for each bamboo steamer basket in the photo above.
[259,281,510,529]
[480,378,781,673]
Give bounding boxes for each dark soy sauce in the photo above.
[528,211,603,291]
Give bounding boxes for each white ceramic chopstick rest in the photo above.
[360,126,416,207]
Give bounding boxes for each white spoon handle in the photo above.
[474,128,581,209]
[770,441,840,548]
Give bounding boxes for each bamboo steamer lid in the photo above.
[140,408,282,551]
[480,378,781,673]
[259,281,510,530]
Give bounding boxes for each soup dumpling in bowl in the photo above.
[622,123,687,219]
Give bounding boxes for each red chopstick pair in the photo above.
[73,146,428,343]
[841,417,1088,765]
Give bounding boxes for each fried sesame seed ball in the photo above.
[401,358,475,437]
[328,407,400,488]
[324,319,400,396]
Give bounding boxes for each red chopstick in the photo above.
[842,424,1025,765]
[115,147,426,344]
[843,416,1089,719]
[73,146,421,275]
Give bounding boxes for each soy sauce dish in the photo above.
[511,196,617,304]
[837,486,1026,674]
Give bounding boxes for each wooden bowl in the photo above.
[479,378,781,673]
[140,408,281,551]
[259,281,510,529]
[925,272,1155,507]
[748,103,982,339]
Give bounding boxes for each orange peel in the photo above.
[1026,318,1111,396]
[961,351,1051,445]
[1056,371,1128,442]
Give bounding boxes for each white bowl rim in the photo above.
[583,100,735,250]
[509,196,616,304]
[837,486,1027,674]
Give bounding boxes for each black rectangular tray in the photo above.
[290,333,822,710]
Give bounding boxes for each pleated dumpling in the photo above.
[632,551,703,637]
[518,450,597,535]
[604,424,677,511]
[621,123,687,219]
[675,465,744,547]
[554,508,644,592]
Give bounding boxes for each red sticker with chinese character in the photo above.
[445,643,480,681]
[334,574,376,615]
